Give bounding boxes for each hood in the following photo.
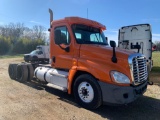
[78,44,135,83]
[24,54,30,56]
[80,44,135,61]
[24,53,35,57]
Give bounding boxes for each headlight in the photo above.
[110,71,130,84]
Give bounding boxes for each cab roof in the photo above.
[51,17,106,30]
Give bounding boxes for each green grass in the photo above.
[150,51,160,84]
[0,54,24,59]
[151,52,160,73]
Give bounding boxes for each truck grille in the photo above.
[132,56,148,85]
[129,54,148,85]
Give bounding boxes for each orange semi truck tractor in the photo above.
[9,9,148,109]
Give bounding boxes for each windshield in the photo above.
[30,50,39,54]
[72,24,108,45]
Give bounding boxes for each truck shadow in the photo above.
[22,80,160,119]
[93,96,160,120]
[22,79,80,108]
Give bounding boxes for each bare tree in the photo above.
[1,23,25,38]
[0,23,25,44]
[32,25,46,40]
[0,23,48,44]
[22,27,34,40]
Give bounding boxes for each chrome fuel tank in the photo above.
[34,67,68,88]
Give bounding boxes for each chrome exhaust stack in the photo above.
[48,8,53,31]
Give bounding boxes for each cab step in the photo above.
[47,83,67,92]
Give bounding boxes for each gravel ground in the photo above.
[0,58,160,120]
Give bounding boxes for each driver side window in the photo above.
[54,26,70,45]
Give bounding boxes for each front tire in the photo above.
[73,74,102,109]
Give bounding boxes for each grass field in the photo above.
[0,54,23,59]
[152,52,160,72]
[150,52,160,84]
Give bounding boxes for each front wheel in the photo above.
[73,74,102,109]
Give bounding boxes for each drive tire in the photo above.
[8,63,18,80]
[16,64,28,83]
[73,74,102,109]
[26,63,34,81]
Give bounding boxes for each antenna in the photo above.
[87,8,88,18]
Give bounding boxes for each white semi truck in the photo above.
[24,45,49,63]
[118,24,153,71]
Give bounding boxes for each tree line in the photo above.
[154,41,160,51]
[0,23,47,55]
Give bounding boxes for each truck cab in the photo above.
[33,9,148,109]
[7,9,149,109]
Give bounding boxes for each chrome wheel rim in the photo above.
[78,82,94,103]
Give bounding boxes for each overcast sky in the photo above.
[0,0,160,43]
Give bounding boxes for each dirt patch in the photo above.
[0,58,160,120]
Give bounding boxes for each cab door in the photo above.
[51,24,74,70]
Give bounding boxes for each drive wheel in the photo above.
[8,63,18,80]
[73,74,102,109]
[16,64,28,83]
[26,63,34,81]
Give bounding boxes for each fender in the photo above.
[67,66,99,94]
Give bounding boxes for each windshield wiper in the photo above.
[95,34,100,42]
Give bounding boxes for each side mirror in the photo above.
[110,40,116,47]
[59,44,70,52]
[110,40,117,63]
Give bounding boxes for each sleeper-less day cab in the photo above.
[34,9,148,109]
[8,9,148,109]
